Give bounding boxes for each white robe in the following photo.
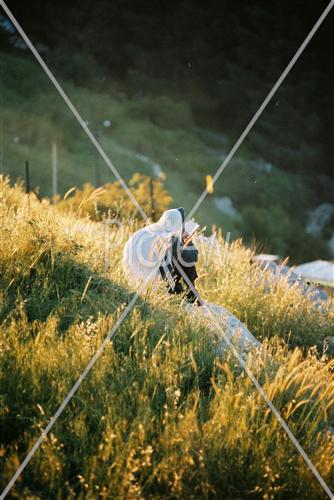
[122,209,183,290]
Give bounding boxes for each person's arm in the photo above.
[171,236,198,264]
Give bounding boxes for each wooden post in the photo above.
[149,177,156,222]
[52,141,58,203]
[25,160,30,193]
[94,127,101,187]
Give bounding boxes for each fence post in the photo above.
[94,128,101,187]
[149,177,156,222]
[52,141,58,203]
[25,160,30,194]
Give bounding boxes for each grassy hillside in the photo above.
[1,53,234,230]
[1,52,332,263]
[1,178,334,498]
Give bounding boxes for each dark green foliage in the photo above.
[1,1,334,263]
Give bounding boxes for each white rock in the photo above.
[184,301,261,359]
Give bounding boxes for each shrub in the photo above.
[55,172,172,221]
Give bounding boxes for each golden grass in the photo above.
[1,177,334,499]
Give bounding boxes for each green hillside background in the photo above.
[1,0,334,263]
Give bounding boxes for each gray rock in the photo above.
[185,301,261,358]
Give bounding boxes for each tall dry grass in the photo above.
[1,177,334,499]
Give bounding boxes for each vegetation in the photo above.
[1,50,332,262]
[1,177,334,498]
[1,3,333,496]
[55,173,172,221]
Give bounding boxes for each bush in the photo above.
[55,173,172,221]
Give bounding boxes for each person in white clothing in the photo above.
[122,207,202,304]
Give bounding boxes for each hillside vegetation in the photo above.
[1,178,334,499]
[1,51,332,262]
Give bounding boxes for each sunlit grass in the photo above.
[1,178,334,499]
